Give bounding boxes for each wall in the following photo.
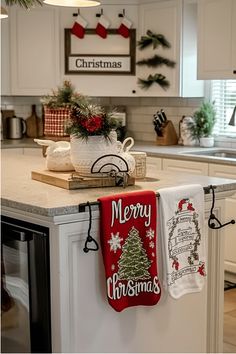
[1,95,236,148]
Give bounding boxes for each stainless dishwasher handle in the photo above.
[2,221,46,242]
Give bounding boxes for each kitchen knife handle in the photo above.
[157,111,165,123]
[160,109,168,121]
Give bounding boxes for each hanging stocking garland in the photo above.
[138,74,170,90]
[137,30,171,50]
[137,54,176,68]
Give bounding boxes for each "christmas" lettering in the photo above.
[111,199,151,227]
[107,273,160,300]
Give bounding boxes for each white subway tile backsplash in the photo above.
[128,122,154,133]
[110,97,140,106]
[186,98,204,107]
[6,105,14,110]
[168,97,188,107]
[2,95,234,149]
[230,142,236,149]
[214,141,232,148]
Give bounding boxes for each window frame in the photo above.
[205,80,236,139]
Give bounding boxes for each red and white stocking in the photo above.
[117,16,132,38]
[98,190,161,312]
[96,15,110,39]
[71,14,88,39]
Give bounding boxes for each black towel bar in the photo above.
[78,185,216,213]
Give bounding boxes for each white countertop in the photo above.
[1,149,236,217]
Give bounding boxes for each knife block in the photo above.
[156,120,178,146]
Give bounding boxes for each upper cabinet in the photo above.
[137,0,203,97]
[136,0,181,97]
[1,16,11,95]
[9,6,60,95]
[197,0,236,79]
[5,0,203,97]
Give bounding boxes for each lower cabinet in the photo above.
[209,163,236,179]
[2,197,230,353]
[209,163,236,281]
[162,158,209,175]
[224,196,236,280]
[147,156,236,279]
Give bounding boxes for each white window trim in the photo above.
[204,81,236,140]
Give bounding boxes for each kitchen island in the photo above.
[1,149,236,353]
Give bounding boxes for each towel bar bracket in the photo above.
[208,185,235,230]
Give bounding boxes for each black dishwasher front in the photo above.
[1,215,51,353]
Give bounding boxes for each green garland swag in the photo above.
[137,30,171,50]
[136,54,176,68]
[138,74,170,90]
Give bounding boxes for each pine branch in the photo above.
[138,74,170,90]
[137,77,154,90]
[137,30,171,50]
[136,55,176,68]
[137,37,153,50]
[147,30,171,49]
[5,0,42,9]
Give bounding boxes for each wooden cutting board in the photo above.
[26,105,43,138]
[31,170,135,190]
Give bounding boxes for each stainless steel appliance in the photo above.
[6,116,27,139]
[1,215,51,353]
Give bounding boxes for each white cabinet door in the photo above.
[52,216,208,353]
[208,163,236,277]
[137,0,203,97]
[137,0,181,97]
[181,0,204,97]
[163,158,209,175]
[197,0,236,79]
[60,5,139,97]
[224,196,236,276]
[10,6,60,95]
[208,163,236,180]
[1,16,11,95]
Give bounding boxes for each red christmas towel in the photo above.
[98,190,161,312]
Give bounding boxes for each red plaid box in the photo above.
[44,107,70,137]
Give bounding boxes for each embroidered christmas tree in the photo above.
[117,226,151,281]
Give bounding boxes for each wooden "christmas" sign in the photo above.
[64,29,136,75]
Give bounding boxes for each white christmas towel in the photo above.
[158,184,206,299]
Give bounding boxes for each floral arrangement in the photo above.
[66,104,117,139]
[41,80,117,139]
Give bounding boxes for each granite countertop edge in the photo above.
[2,183,236,217]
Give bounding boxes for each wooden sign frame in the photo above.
[64,28,136,75]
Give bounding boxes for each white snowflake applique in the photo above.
[107,232,123,253]
[151,252,155,257]
[149,241,155,249]
[146,228,155,240]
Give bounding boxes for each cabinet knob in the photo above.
[132,90,136,94]
[233,70,236,74]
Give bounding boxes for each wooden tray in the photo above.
[31,170,135,190]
